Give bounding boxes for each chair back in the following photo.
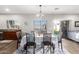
[58,31,62,42]
[26,32,35,43]
[43,33,52,42]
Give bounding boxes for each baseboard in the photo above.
[64,37,79,43]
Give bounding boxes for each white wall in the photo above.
[0,15,35,33]
[0,14,55,33]
[0,14,79,33]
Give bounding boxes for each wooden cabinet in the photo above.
[0,32,3,40]
[3,31,20,40]
[0,29,22,49]
[0,29,21,40]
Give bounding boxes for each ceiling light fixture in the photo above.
[36,14,40,17]
[39,5,42,17]
[36,5,44,18]
[54,8,59,10]
[5,8,10,12]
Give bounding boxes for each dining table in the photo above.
[17,32,59,54]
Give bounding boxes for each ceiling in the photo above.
[0,5,79,14]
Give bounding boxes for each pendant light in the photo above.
[39,5,44,18]
[39,5,42,18]
[36,5,44,18]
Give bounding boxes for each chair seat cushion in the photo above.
[42,41,52,45]
[26,42,36,46]
[58,40,62,43]
[24,42,36,50]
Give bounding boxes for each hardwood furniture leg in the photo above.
[33,46,35,54]
[16,40,18,49]
[43,45,44,54]
[52,44,55,54]
[50,45,51,54]
[61,42,63,51]
[26,46,27,54]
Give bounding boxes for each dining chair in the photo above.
[41,33,55,54]
[24,32,36,54]
[58,34,63,51]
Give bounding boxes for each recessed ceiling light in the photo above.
[5,8,10,12]
[36,14,40,17]
[54,8,59,10]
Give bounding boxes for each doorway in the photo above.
[61,20,69,38]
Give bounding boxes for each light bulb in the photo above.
[5,8,10,12]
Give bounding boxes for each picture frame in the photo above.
[6,20,15,28]
[75,21,79,27]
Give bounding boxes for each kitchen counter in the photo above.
[0,29,21,32]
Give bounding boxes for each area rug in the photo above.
[15,45,70,54]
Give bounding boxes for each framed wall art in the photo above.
[75,21,79,27]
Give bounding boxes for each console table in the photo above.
[0,29,22,49]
